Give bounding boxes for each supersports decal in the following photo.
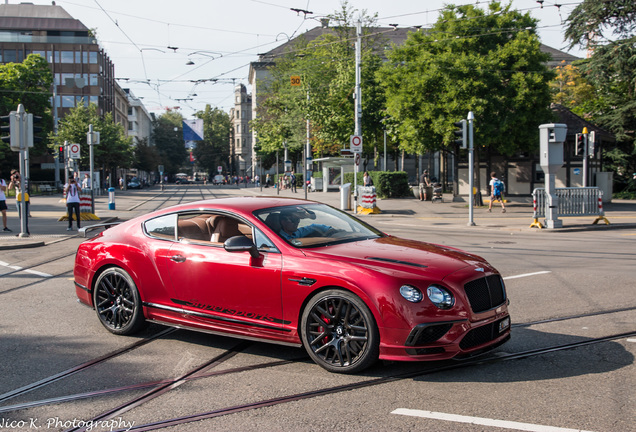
[171,298,291,325]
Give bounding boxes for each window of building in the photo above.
[3,49,17,63]
[89,96,99,106]
[62,95,75,108]
[61,51,74,63]
[89,74,99,86]
[89,51,98,64]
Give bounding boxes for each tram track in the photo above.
[1,306,633,418]
[88,329,636,432]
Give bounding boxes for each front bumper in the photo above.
[378,312,511,362]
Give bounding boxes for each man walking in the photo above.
[64,177,81,231]
[488,171,506,213]
[419,170,430,201]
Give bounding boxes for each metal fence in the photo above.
[531,187,610,228]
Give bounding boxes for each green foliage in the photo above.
[564,0,636,189]
[251,1,387,166]
[133,137,160,173]
[343,171,411,198]
[0,53,53,173]
[378,1,554,156]
[50,103,133,174]
[152,111,188,177]
[192,105,231,174]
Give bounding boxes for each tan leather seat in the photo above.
[211,217,244,243]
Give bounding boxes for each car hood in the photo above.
[303,236,489,279]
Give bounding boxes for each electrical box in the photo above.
[539,123,567,174]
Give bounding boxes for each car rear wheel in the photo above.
[93,267,146,335]
[301,289,379,373]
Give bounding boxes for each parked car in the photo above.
[127,178,141,189]
[74,197,510,373]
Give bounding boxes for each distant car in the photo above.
[175,178,190,184]
[74,197,510,373]
[127,179,141,189]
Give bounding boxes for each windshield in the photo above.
[254,203,383,248]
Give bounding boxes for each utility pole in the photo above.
[467,111,475,226]
[353,19,362,211]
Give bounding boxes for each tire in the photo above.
[93,267,146,335]
[301,289,379,374]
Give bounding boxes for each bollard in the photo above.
[108,187,116,210]
[339,183,351,210]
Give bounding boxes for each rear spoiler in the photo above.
[78,220,121,238]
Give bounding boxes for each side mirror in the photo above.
[224,236,260,259]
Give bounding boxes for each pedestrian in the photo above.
[419,170,430,201]
[8,169,30,224]
[64,177,81,231]
[290,171,297,192]
[81,173,90,190]
[488,171,506,213]
[0,169,10,232]
[363,171,372,187]
[119,177,124,190]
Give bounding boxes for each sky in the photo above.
[23,0,585,118]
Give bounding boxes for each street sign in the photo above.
[355,153,360,166]
[350,135,362,154]
[217,166,223,173]
[290,76,301,86]
[158,165,164,174]
[69,143,81,159]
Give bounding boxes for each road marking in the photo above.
[503,271,551,280]
[392,408,595,432]
[0,260,52,278]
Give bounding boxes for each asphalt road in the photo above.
[0,185,634,432]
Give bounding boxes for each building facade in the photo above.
[229,83,252,177]
[0,3,124,121]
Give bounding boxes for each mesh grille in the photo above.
[459,317,508,350]
[405,323,453,346]
[463,275,506,313]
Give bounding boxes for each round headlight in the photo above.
[399,285,423,303]
[427,285,454,309]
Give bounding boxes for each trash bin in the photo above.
[340,183,351,210]
[108,187,116,210]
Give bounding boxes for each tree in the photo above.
[251,1,387,166]
[549,61,599,119]
[564,0,636,192]
[378,2,554,157]
[0,53,53,173]
[152,110,187,178]
[50,103,133,180]
[192,105,231,176]
[133,137,160,175]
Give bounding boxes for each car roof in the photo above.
[158,196,316,217]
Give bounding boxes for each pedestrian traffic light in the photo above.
[0,112,19,149]
[58,145,65,163]
[575,133,584,155]
[28,114,43,147]
[453,119,467,149]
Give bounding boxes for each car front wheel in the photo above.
[93,267,146,335]
[301,289,379,373]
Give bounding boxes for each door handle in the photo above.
[170,255,186,263]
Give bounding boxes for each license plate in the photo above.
[498,317,510,333]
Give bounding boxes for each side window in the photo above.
[177,213,214,243]
[254,227,278,253]
[144,214,176,240]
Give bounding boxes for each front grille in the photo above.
[459,317,509,350]
[463,275,506,313]
[405,323,454,346]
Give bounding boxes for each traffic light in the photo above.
[575,133,584,156]
[28,115,43,147]
[0,112,19,149]
[58,145,65,163]
[453,119,467,149]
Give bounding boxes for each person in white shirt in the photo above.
[0,170,10,232]
[64,178,81,231]
[81,173,90,190]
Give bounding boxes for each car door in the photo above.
[165,213,286,335]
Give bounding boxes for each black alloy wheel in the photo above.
[93,267,146,335]
[301,289,379,373]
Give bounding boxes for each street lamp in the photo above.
[186,51,222,65]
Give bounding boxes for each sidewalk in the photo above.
[1,185,635,250]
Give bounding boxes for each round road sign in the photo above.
[69,143,81,159]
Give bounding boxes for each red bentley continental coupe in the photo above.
[74,197,510,373]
